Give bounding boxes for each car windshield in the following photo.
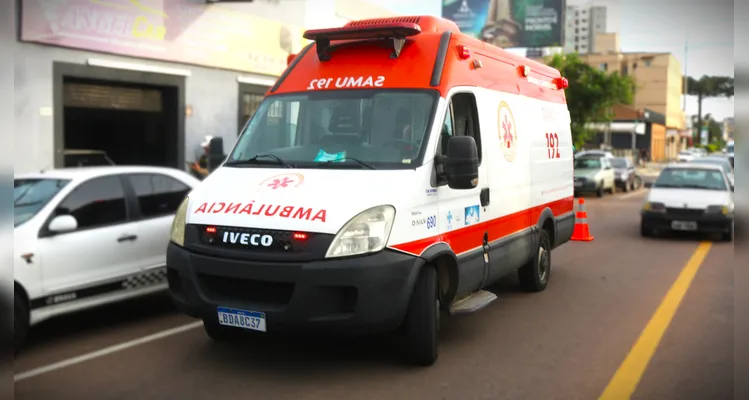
[679,151,691,156]
[227,89,439,170]
[653,168,727,191]
[574,158,602,169]
[14,178,70,227]
[610,158,627,168]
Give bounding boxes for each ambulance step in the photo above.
[449,290,498,315]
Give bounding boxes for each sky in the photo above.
[371,0,734,122]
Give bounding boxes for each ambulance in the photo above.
[167,15,575,366]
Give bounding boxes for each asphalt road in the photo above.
[14,188,734,400]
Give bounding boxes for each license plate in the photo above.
[217,307,266,332]
[671,221,697,231]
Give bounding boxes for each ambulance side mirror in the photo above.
[437,136,479,190]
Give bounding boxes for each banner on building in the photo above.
[441,0,565,48]
[20,0,304,76]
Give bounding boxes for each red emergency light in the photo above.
[302,21,422,61]
[518,65,530,77]
[293,232,308,241]
[554,77,569,90]
[456,45,470,60]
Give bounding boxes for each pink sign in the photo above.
[21,0,302,75]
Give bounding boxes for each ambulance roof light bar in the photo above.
[302,22,422,62]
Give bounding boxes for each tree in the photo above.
[684,75,733,133]
[545,53,636,148]
[691,113,724,148]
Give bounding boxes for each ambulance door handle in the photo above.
[480,188,490,207]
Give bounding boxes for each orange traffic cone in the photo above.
[570,198,594,241]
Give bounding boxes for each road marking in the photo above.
[598,241,712,400]
[14,321,203,383]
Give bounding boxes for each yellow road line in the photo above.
[598,241,713,400]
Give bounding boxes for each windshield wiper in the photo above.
[316,157,376,170]
[225,154,292,168]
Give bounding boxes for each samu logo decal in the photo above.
[498,101,518,162]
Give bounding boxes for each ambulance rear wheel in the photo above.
[402,266,439,366]
[203,318,243,342]
[519,229,551,292]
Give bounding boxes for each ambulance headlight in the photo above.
[326,205,396,258]
[169,197,190,247]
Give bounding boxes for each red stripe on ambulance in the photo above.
[390,197,574,256]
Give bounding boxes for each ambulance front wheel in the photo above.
[402,265,439,366]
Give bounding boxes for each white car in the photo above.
[574,150,615,159]
[641,163,733,241]
[14,166,200,351]
[677,151,696,162]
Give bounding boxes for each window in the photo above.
[437,92,482,162]
[128,174,191,218]
[14,178,71,227]
[600,63,608,71]
[574,158,602,169]
[239,88,267,134]
[654,168,727,191]
[54,176,127,230]
[229,89,439,169]
[643,58,653,67]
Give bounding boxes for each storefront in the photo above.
[14,0,311,173]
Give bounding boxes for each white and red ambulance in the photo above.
[167,15,574,366]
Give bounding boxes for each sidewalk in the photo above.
[636,162,668,177]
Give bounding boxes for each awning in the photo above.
[586,122,646,135]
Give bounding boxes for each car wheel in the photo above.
[15,292,29,355]
[722,223,734,242]
[623,180,631,192]
[640,220,653,237]
[203,318,244,342]
[403,266,439,366]
[518,229,552,292]
[596,185,604,197]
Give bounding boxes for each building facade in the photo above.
[13,0,395,174]
[563,3,606,54]
[577,47,686,132]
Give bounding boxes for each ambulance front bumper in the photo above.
[166,242,423,335]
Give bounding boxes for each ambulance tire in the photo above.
[402,265,439,366]
[518,229,551,292]
[203,318,244,342]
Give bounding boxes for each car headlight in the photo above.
[705,205,730,215]
[642,201,666,212]
[170,197,190,247]
[325,205,396,259]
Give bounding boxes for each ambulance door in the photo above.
[435,91,490,297]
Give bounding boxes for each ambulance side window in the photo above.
[439,92,482,164]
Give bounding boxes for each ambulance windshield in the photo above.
[228,89,439,169]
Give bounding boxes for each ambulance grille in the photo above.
[345,16,421,27]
